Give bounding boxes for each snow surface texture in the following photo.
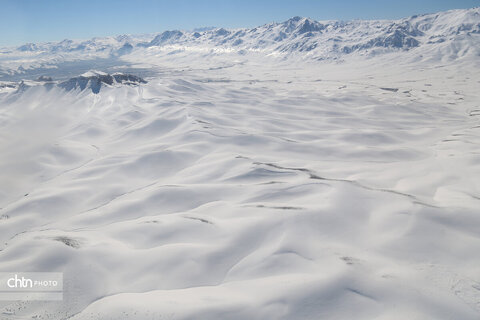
[0,7,480,320]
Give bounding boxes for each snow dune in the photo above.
[0,7,480,320]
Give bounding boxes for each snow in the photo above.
[80,70,108,77]
[0,7,480,320]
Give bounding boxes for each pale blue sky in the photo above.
[0,0,478,46]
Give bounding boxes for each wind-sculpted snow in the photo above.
[1,54,480,319]
[0,6,480,320]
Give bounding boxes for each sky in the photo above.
[0,0,478,47]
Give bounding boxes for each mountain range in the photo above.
[0,7,479,79]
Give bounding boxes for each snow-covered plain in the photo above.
[0,7,480,320]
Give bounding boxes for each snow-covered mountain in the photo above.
[0,7,479,79]
[58,71,146,93]
[8,7,480,55]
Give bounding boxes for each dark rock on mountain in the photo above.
[37,76,53,82]
[58,72,146,94]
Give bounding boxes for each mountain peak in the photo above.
[17,43,38,52]
[279,16,325,35]
[296,18,325,34]
[288,16,303,22]
[149,30,184,46]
